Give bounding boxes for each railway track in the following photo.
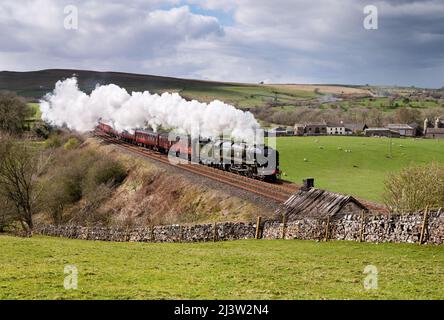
[94,131,387,212]
[95,131,296,203]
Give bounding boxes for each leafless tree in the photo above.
[0,137,48,231]
[0,91,31,134]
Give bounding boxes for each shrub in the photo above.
[86,157,127,187]
[45,134,62,149]
[64,137,80,150]
[40,143,127,225]
[384,162,444,213]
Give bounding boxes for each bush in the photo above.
[64,137,80,150]
[86,157,127,187]
[384,162,444,213]
[45,134,63,149]
[41,146,127,224]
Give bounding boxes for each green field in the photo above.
[181,85,317,109]
[0,236,442,299]
[275,136,444,202]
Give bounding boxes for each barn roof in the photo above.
[275,188,367,220]
[387,123,415,130]
[426,128,444,134]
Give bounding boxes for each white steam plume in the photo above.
[40,78,261,142]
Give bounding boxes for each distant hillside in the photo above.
[0,69,326,111]
[0,69,240,100]
[6,69,438,128]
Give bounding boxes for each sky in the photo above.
[0,0,443,88]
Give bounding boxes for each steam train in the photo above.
[96,122,280,181]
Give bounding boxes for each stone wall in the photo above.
[35,211,444,245]
[36,222,257,243]
[262,211,444,244]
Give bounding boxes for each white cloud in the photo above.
[0,0,443,87]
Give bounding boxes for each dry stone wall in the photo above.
[36,211,443,245]
[36,222,257,243]
[263,211,443,244]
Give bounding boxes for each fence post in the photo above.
[419,206,429,245]
[255,216,262,240]
[150,225,155,242]
[359,210,365,242]
[125,226,130,242]
[213,222,217,242]
[324,215,330,242]
[281,214,287,240]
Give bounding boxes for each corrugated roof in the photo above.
[344,123,366,131]
[387,124,414,130]
[426,128,444,134]
[275,188,367,220]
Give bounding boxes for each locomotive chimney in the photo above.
[301,178,314,191]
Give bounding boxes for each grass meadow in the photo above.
[0,236,442,300]
[275,136,444,202]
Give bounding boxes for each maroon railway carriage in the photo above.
[97,122,117,136]
[134,129,158,149]
[158,133,175,153]
[120,130,135,143]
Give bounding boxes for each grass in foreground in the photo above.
[0,236,442,299]
[275,136,444,202]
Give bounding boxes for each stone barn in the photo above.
[275,180,368,221]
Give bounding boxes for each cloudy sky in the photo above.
[1,0,443,88]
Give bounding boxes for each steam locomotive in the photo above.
[96,122,280,181]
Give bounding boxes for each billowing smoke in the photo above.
[40,78,261,142]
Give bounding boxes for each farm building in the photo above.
[293,122,327,136]
[424,118,444,139]
[326,122,352,135]
[275,179,368,221]
[266,126,294,136]
[425,128,444,139]
[294,124,305,136]
[387,124,417,137]
[364,128,401,138]
[305,122,327,136]
[343,123,368,134]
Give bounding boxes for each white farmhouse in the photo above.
[326,122,351,135]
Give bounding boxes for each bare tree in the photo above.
[0,91,31,134]
[0,138,48,231]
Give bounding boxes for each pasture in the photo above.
[275,136,444,202]
[0,236,442,299]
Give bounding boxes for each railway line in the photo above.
[95,130,297,203]
[94,130,386,212]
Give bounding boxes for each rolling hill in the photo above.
[0,69,359,108]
